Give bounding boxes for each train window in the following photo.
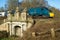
[41,8,44,10]
[0,14,2,15]
[49,10,52,12]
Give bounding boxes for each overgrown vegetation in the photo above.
[0,0,60,40]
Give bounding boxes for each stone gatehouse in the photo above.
[0,7,34,37]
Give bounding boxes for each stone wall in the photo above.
[0,22,9,32]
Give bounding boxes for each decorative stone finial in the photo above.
[21,8,27,21]
[14,7,20,20]
[7,10,12,21]
[23,8,27,12]
[16,7,19,12]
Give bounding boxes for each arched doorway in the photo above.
[14,25,21,36]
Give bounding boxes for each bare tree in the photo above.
[21,0,48,8]
[0,7,5,12]
[7,0,18,10]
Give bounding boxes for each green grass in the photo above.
[0,37,16,40]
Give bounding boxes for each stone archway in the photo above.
[14,25,21,36]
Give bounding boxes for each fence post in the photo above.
[50,28,55,40]
[32,32,36,37]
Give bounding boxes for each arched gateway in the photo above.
[14,25,21,36]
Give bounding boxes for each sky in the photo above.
[0,0,60,9]
[0,0,7,8]
[46,0,60,9]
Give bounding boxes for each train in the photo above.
[27,7,54,18]
[0,7,54,18]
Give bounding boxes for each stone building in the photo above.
[0,7,34,37]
